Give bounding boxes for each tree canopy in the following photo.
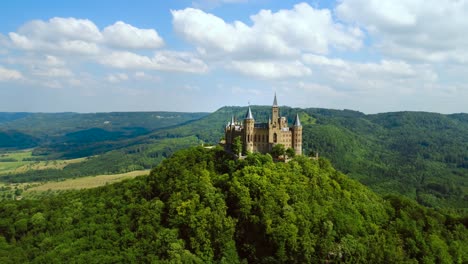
[0,147,466,263]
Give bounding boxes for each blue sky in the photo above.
[0,0,467,113]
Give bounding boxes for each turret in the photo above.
[243,106,255,153]
[292,113,302,155]
[272,93,279,126]
[293,113,301,127]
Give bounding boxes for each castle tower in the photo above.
[272,93,279,127]
[243,106,255,153]
[292,113,302,155]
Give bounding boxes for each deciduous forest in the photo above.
[0,147,466,263]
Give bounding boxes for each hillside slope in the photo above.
[0,147,466,263]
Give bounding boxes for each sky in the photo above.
[0,0,467,114]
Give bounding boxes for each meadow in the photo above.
[26,169,149,192]
[0,150,85,175]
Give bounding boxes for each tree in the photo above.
[232,136,242,156]
[271,144,286,160]
[286,148,296,158]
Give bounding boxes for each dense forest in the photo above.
[0,147,466,263]
[1,108,467,213]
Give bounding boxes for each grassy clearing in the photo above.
[0,150,33,174]
[14,157,86,172]
[0,150,34,161]
[0,150,86,175]
[25,170,149,192]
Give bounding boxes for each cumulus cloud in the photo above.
[99,51,209,73]
[302,54,438,93]
[103,21,164,49]
[8,17,165,54]
[336,0,468,63]
[172,3,363,59]
[8,17,101,54]
[0,66,23,81]
[229,60,311,79]
[4,17,208,75]
[302,54,424,78]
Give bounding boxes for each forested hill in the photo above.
[0,147,466,263]
[131,106,468,211]
[0,111,208,152]
[2,108,467,211]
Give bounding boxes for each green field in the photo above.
[0,170,150,201]
[0,150,34,174]
[26,170,149,192]
[0,150,86,175]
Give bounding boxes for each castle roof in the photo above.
[273,93,278,106]
[293,113,302,127]
[245,106,254,120]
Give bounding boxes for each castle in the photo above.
[224,94,302,155]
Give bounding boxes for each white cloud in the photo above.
[19,17,101,42]
[44,55,65,66]
[9,32,100,55]
[4,17,208,76]
[229,60,311,79]
[99,51,208,73]
[0,66,23,81]
[32,67,73,77]
[103,21,164,49]
[107,73,129,83]
[302,54,436,79]
[7,17,166,54]
[134,71,161,82]
[172,3,363,59]
[302,54,438,94]
[8,17,102,54]
[336,0,468,63]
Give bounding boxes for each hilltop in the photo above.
[0,147,466,263]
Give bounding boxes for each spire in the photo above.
[273,92,278,106]
[231,115,235,125]
[293,113,302,127]
[245,106,254,120]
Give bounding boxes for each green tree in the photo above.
[232,136,242,156]
[286,148,295,158]
[271,144,286,160]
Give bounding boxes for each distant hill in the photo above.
[0,113,32,124]
[0,111,208,151]
[0,147,466,263]
[0,130,38,149]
